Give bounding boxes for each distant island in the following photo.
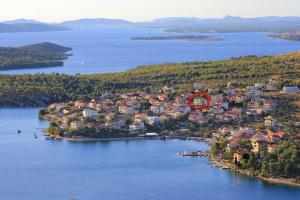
[269,33,300,41]
[0,42,72,70]
[0,23,69,33]
[131,35,222,41]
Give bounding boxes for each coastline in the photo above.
[43,129,216,143]
[42,131,299,188]
[210,156,300,188]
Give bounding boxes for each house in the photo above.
[129,122,145,132]
[105,113,115,121]
[119,105,134,115]
[160,115,169,123]
[268,144,279,153]
[250,133,268,155]
[227,82,232,88]
[235,95,247,103]
[126,100,141,109]
[194,82,203,90]
[83,109,98,117]
[227,136,245,151]
[283,86,299,93]
[264,116,277,128]
[233,149,249,164]
[145,116,161,125]
[70,121,83,130]
[246,90,263,99]
[222,102,229,110]
[157,94,168,101]
[174,103,191,114]
[149,98,161,106]
[230,130,244,138]
[49,103,67,112]
[175,96,186,104]
[188,112,208,125]
[134,113,147,122]
[218,126,233,137]
[104,120,126,130]
[227,108,242,119]
[212,107,224,114]
[62,108,71,114]
[254,83,265,89]
[240,127,255,137]
[225,88,236,96]
[167,111,183,119]
[88,100,101,110]
[150,105,164,114]
[74,100,87,108]
[162,86,174,93]
[193,98,207,107]
[229,127,254,139]
[263,100,273,112]
[266,80,277,91]
[266,84,277,91]
[267,131,286,143]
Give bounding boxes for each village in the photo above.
[40,80,299,167]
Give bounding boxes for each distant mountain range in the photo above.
[57,18,134,28]
[148,16,300,32]
[1,16,300,33]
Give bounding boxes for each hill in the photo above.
[0,23,69,33]
[3,16,300,33]
[0,42,72,70]
[58,18,134,28]
[0,51,299,106]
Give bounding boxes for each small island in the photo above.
[269,33,300,41]
[0,42,72,70]
[131,35,223,41]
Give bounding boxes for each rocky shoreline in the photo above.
[210,156,300,188]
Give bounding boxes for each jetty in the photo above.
[177,150,208,157]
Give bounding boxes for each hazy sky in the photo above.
[1,0,300,22]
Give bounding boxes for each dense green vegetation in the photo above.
[211,139,300,179]
[0,42,71,70]
[0,52,299,106]
[260,140,300,178]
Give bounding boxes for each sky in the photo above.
[0,0,300,22]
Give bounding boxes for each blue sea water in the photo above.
[0,29,300,199]
[0,27,300,74]
[0,108,299,200]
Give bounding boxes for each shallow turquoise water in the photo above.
[0,108,299,200]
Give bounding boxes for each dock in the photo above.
[177,151,208,157]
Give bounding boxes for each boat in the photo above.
[17,130,22,134]
[33,133,38,139]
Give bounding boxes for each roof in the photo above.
[251,133,268,142]
[275,131,286,137]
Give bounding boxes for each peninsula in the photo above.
[40,78,300,186]
[131,35,222,41]
[0,42,72,70]
[269,33,300,41]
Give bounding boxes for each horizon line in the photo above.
[2,15,300,24]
